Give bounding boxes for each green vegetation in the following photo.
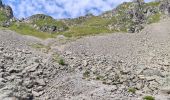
[0,11,8,22]
[9,23,53,39]
[82,16,111,27]
[31,15,68,29]
[0,1,162,39]
[96,75,104,80]
[30,43,47,49]
[52,53,66,65]
[58,58,65,65]
[143,96,155,100]
[62,26,111,37]
[30,43,51,53]
[83,70,90,78]
[147,13,161,24]
[145,1,160,7]
[128,88,136,94]
[61,16,119,37]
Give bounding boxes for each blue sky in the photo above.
[2,0,153,19]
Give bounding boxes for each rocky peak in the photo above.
[133,0,144,6]
[0,0,13,19]
[4,5,13,18]
[0,0,2,7]
[27,14,53,22]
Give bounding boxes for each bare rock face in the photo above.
[133,0,144,6]
[4,5,13,18]
[0,0,13,19]
[0,0,14,27]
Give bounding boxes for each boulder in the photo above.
[1,21,11,27]
[40,25,57,33]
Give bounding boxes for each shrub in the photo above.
[143,96,155,100]
[128,88,136,94]
[83,70,90,78]
[58,58,65,65]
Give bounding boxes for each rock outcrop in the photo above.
[0,1,13,19]
[105,0,162,33]
[27,14,68,33]
[0,0,13,27]
[0,0,2,7]
[4,5,13,18]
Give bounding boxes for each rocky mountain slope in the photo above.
[0,0,170,38]
[1,14,170,100]
[1,0,170,100]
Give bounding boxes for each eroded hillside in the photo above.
[1,0,170,100]
[0,0,170,39]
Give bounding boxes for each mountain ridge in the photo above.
[0,0,170,39]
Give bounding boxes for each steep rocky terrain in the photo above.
[0,0,169,38]
[1,0,170,100]
[36,17,170,100]
[1,15,170,100]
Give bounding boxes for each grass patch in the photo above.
[0,1,163,39]
[52,54,66,65]
[0,11,8,22]
[33,17,67,29]
[62,26,113,37]
[9,23,54,39]
[82,16,111,27]
[96,75,104,80]
[145,1,160,7]
[83,70,90,78]
[30,43,46,49]
[147,13,161,24]
[30,14,68,32]
[29,43,51,53]
[58,58,65,65]
[128,88,136,94]
[143,96,155,100]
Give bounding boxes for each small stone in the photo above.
[65,51,72,55]
[36,79,46,86]
[0,78,6,83]
[138,75,145,79]
[145,76,156,81]
[57,35,66,39]
[160,87,170,94]
[35,86,44,92]
[158,59,170,66]
[136,82,143,90]
[23,79,34,88]
[9,68,20,73]
[82,60,88,66]
[24,63,39,72]
[32,91,44,97]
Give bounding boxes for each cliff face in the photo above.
[0,0,14,27]
[0,0,13,19]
